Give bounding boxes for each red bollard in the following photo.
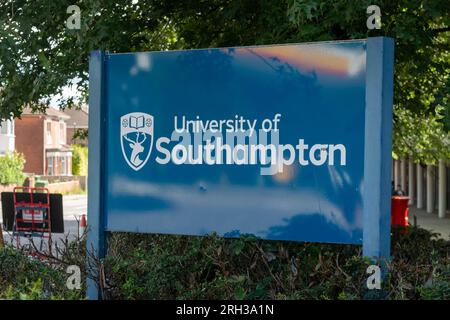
[79,214,87,237]
[391,196,409,227]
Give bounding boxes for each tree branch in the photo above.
[432,26,450,34]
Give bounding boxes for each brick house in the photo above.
[15,107,72,176]
[63,107,88,146]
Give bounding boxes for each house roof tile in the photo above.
[21,106,70,120]
[62,107,89,128]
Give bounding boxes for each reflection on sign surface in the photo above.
[105,41,367,244]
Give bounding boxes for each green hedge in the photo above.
[101,228,450,300]
[0,246,83,299]
[1,227,449,300]
[0,152,25,185]
[72,144,88,176]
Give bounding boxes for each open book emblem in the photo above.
[120,112,154,171]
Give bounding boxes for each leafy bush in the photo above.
[98,227,450,300]
[418,266,450,299]
[0,152,26,185]
[72,144,88,176]
[1,226,449,300]
[0,246,83,300]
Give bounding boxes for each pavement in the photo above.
[409,206,450,240]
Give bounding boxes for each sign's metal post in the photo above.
[362,37,395,260]
[87,50,107,300]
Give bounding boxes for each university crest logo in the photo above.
[120,112,153,171]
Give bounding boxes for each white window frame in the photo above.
[0,121,7,135]
[59,121,66,144]
[47,156,54,175]
[9,120,14,135]
[61,156,67,175]
[0,120,15,136]
[46,121,53,145]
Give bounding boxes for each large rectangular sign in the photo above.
[106,41,369,244]
[87,38,394,298]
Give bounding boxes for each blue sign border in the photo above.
[87,37,394,299]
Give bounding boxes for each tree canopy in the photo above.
[0,0,448,162]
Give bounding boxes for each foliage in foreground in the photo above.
[0,226,449,300]
[71,144,88,176]
[101,227,450,300]
[0,246,83,299]
[0,151,26,185]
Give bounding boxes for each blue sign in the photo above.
[88,38,394,299]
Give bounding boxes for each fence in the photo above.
[22,174,87,194]
[38,175,87,190]
[393,159,448,218]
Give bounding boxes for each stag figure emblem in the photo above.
[120,112,153,171]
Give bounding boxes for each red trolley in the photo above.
[12,186,52,252]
